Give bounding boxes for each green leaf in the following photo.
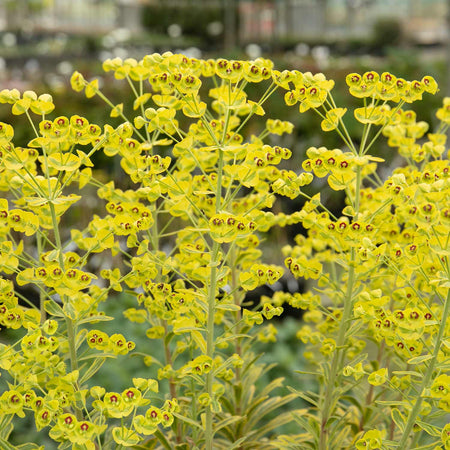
[0,436,16,450]
[407,354,433,365]
[78,314,114,325]
[329,423,352,449]
[0,415,13,439]
[23,197,48,207]
[291,411,317,437]
[227,433,257,450]
[79,357,106,385]
[172,413,203,430]
[246,393,297,431]
[288,387,319,407]
[75,328,88,351]
[43,299,65,317]
[63,300,77,320]
[216,303,241,311]
[380,439,402,449]
[211,398,222,413]
[164,331,175,347]
[258,377,286,399]
[392,370,423,378]
[391,408,406,433]
[17,444,45,450]
[375,400,410,407]
[251,409,304,440]
[415,419,441,437]
[294,370,321,376]
[216,333,250,346]
[412,440,444,449]
[154,429,172,450]
[46,249,60,261]
[214,415,243,435]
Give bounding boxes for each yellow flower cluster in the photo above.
[0,51,447,450]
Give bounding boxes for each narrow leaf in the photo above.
[44,299,65,317]
[173,413,203,430]
[407,354,433,365]
[214,415,243,435]
[415,419,441,437]
[79,357,106,385]
[78,314,114,325]
[391,408,406,433]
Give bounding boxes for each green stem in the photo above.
[205,240,220,450]
[362,100,405,156]
[232,82,278,139]
[319,251,356,449]
[230,246,243,414]
[397,286,450,449]
[48,200,83,421]
[92,87,146,141]
[36,234,46,324]
[298,190,338,220]
[205,144,225,450]
[162,321,176,395]
[319,166,362,449]
[327,93,358,154]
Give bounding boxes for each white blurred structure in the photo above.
[0,0,447,45]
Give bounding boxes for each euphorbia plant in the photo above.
[274,71,449,449]
[0,52,448,450]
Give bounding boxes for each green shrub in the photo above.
[371,17,403,52]
[141,4,226,44]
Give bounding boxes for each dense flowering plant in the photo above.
[0,53,448,450]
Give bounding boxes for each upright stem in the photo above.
[205,148,225,450]
[161,320,180,443]
[319,166,362,449]
[230,246,243,392]
[36,234,46,324]
[205,239,220,449]
[49,201,83,420]
[319,255,356,449]
[397,287,450,449]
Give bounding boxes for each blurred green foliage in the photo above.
[141,3,230,48]
[371,17,403,52]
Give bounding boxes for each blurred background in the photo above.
[0,0,448,90]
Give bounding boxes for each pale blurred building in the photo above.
[0,0,447,45]
[240,0,447,44]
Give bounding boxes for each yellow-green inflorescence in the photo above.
[0,52,448,450]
